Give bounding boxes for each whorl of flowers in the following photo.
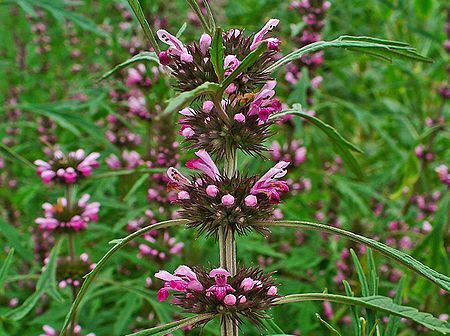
[155,265,278,325]
[34,149,100,184]
[157,19,280,94]
[56,253,96,289]
[35,194,100,233]
[271,140,307,167]
[167,150,289,237]
[179,81,282,158]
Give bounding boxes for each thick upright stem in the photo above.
[219,148,238,336]
[66,185,77,336]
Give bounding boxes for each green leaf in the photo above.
[124,314,215,336]
[316,313,342,335]
[272,106,363,177]
[0,219,33,262]
[385,276,406,336]
[0,249,14,290]
[220,43,267,91]
[127,0,160,52]
[0,142,34,170]
[58,219,189,335]
[161,82,220,116]
[390,152,420,200]
[350,249,369,297]
[343,280,360,336]
[257,220,450,292]
[123,173,149,201]
[267,35,432,72]
[210,27,225,82]
[99,52,159,81]
[275,293,450,334]
[414,0,433,17]
[5,239,63,321]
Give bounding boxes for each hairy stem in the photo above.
[219,148,238,336]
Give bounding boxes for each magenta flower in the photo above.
[155,265,203,302]
[248,80,282,122]
[186,150,221,180]
[35,194,100,233]
[436,164,450,186]
[250,19,281,51]
[224,55,240,76]
[206,268,236,300]
[157,29,193,62]
[35,149,100,184]
[106,150,143,170]
[250,161,290,203]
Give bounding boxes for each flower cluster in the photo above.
[106,150,143,170]
[57,253,96,289]
[35,194,100,233]
[179,81,282,158]
[271,140,307,167]
[157,19,280,94]
[155,265,278,325]
[167,150,289,237]
[436,164,450,186]
[35,149,100,184]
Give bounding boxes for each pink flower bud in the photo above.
[199,33,212,55]
[202,100,214,112]
[158,51,170,65]
[267,285,277,296]
[221,194,235,206]
[206,184,219,197]
[178,191,190,200]
[181,127,195,138]
[224,294,237,305]
[234,113,246,122]
[239,295,247,303]
[244,195,257,207]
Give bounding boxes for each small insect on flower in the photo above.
[35,194,100,233]
[156,19,281,94]
[167,150,289,237]
[35,149,100,184]
[154,265,279,326]
[179,80,282,159]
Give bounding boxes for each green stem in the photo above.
[66,185,77,336]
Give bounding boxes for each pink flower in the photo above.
[202,100,214,112]
[240,277,256,291]
[267,285,278,296]
[186,150,221,180]
[155,265,203,302]
[224,55,240,76]
[234,113,246,122]
[178,191,190,200]
[42,325,57,336]
[250,19,280,51]
[206,184,219,197]
[248,80,282,122]
[199,33,212,55]
[206,268,236,300]
[251,161,290,203]
[244,195,257,207]
[157,29,193,62]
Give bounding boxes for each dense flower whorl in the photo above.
[167,150,289,237]
[35,149,100,184]
[35,194,100,233]
[154,265,278,325]
[179,82,282,158]
[156,19,280,94]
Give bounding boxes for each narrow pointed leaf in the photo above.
[0,249,14,290]
[59,219,189,335]
[99,52,159,81]
[127,0,160,52]
[257,220,450,292]
[316,313,342,335]
[275,293,450,334]
[210,27,225,82]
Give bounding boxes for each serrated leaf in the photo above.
[99,52,159,81]
[258,220,450,292]
[161,82,220,116]
[275,293,450,334]
[267,35,432,72]
[210,27,225,82]
[58,219,189,335]
[272,106,363,177]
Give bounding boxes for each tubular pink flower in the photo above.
[248,80,282,122]
[251,161,290,203]
[206,184,219,197]
[250,19,280,51]
[157,29,193,62]
[224,55,240,76]
[167,167,190,189]
[155,266,203,302]
[202,100,214,112]
[240,277,256,291]
[199,33,212,55]
[186,150,221,180]
[207,268,235,300]
[234,113,246,122]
